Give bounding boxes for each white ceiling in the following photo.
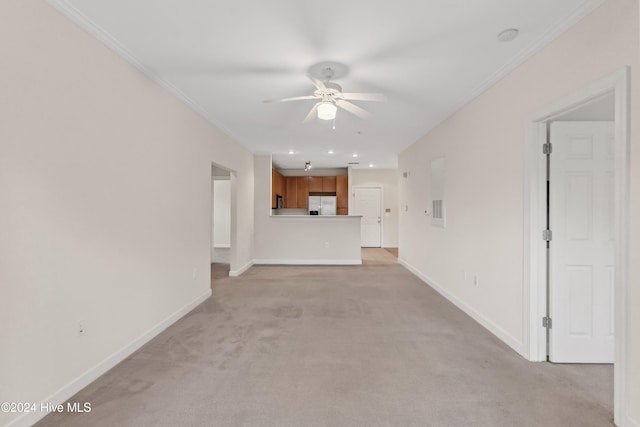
[52,0,604,169]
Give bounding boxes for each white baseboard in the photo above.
[627,415,640,427]
[382,244,398,249]
[213,244,231,248]
[398,258,524,356]
[6,289,211,427]
[229,260,253,277]
[253,259,362,266]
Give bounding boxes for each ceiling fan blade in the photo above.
[263,95,317,103]
[339,92,387,102]
[335,100,371,119]
[303,103,320,123]
[307,74,327,91]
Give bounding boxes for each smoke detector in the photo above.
[497,28,519,42]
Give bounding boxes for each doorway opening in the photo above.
[211,163,234,281]
[524,68,629,425]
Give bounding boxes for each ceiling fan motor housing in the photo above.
[315,81,343,101]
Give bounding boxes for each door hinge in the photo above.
[543,142,552,155]
[542,229,552,241]
[542,316,552,329]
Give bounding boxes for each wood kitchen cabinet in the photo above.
[308,176,323,193]
[271,169,277,208]
[322,176,336,192]
[336,175,348,215]
[285,176,297,208]
[271,168,284,208]
[273,172,346,211]
[296,176,308,208]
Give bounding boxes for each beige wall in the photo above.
[350,169,399,247]
[630,3,640,424]
[213,180,231,248]
[399,0,639,423]
[0,1,254,425]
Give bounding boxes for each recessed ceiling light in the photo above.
[328,150,334,154]
[288,150,295,155]
[369,164,374,168]
[497,28,519,42]
[352,153,358,158]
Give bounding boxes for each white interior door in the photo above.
[352,187,381,247]
[549,121,614,363]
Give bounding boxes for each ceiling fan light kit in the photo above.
[264,61,386,123]
[317,102,337,120]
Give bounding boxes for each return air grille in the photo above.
[431,157,446,228]
[432,200,443,219]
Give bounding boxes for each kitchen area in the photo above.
[271,168,349,216]
[252,155,362,266]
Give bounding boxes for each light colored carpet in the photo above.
[36,253,613,427]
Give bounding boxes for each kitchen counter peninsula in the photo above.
[253,214,362,265]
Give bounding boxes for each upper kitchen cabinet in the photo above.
[271,167,348,213]
[285,176,297,208]
[336,175,348,215]
[272,168,284,208]
[308,176,323,193]
[322,176,336,192]
[308,176,337,193]
[296,176,309,209]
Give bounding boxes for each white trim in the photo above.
[523,121,550,362]
[269,215,362,220]
[627,416,640,427]
[352,186,383,248]
[399,258,524,356]
[398,0,607,140]
[6,289,211,427]
[213,244,231,249]
[228,259,253,276]
[46,0,604,150]
[523,67,629,426]
[46,0,237,142]
[253,259,362,266]
[461,1,605,110]
[382,244,399,249]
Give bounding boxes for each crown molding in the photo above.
[47,0,240,143]
[425,0,608,138]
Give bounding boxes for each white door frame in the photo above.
[352,186,383,247]
[523,68,629,425]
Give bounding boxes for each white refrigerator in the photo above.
[308,196,337,215]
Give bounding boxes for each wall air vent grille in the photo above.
[431,157,446,228]
[432,200,443,219]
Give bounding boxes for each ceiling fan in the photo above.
[263,67,386,122]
